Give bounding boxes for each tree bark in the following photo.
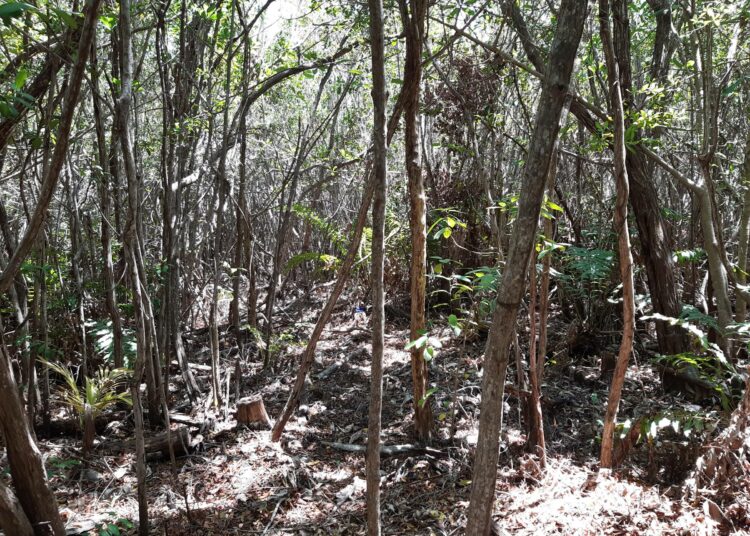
[0,479,34,536]
[612,0,686,355]
[465,3,586,533]
[736,123,750,322]
[399,0,432,444]
[527,250,545,466]
[501,0,686,356]
[599,0,636,470]
[0,330,65,536]
[366,0,387,532]
[91,35,124,369]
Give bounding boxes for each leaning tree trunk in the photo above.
[0,334,65,536]
[465,3,586,534]
[366,0,388,532]
[599,0,636,470]
[399,0,432,444]
[0,479,34,536]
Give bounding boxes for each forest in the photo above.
[1,0,750,534]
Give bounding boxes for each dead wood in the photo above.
[322,441,446,457]
[102,425,192,458]
[236,396,273,429]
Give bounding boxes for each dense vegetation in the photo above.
[1,0,750,534]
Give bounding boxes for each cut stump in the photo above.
[236,396,272,429]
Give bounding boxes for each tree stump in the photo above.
[236,396,272,429]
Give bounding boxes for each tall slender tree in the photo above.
[465,3,587,533]
[366,0,388,532]
[598,0,636,470]
[399,0,432,443]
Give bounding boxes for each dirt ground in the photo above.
[9,291,750,535]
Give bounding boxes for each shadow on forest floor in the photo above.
[12,291,741,535]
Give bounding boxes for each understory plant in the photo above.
[43,360,132,456]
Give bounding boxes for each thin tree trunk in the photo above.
[399,0,432,443]
[527,250,545,466]
[0,329,65,536]
[92,35,124,369]
[366,0,387,531]
[465,3,586,533]
[270,86,407,443]
[736,124,750,322]
[599,0,636,470]
[118,0,150,531]
[209,0,237,408]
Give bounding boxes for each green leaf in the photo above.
[448,314,461,336]
[14,67,27,89]
[100,14,117,30]
[52,7,78,29]
[418,387,439,407]
[0,2,36,23]
[405,334,429,351]
[0,100,18,118]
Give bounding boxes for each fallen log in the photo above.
[322,441,445,457]
[102,425,193,458]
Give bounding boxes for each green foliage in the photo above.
[427,209,466,240]
[284,251,339,274]
[86,320,137,369]
[561,246,614,284]
[643,305,721,351]
[43,360,132,425]
[86,512,135,536]
[673,248,705,264]
[291,203,347,254]
[46,456,81,478]
[643,306,739,409]
[405,329,443,362]
[0,2,35,24]
[616,411,718,446]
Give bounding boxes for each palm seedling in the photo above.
[43,360,132,456]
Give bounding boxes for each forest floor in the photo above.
[10,287,750,535]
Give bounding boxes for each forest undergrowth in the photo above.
[20,287,743,536]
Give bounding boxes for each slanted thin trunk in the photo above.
[0,331,65,536]
[0,480,34,536]
[366,0,388,532]
[465,3,586,533]
[599,0,636,470]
